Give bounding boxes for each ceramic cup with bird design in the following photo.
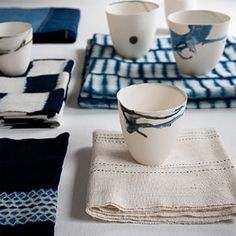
[0,22,32,76]
[117,83,187,166]
[168,10,230,75]
[106,1,159,59]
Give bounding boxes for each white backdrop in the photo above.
[0,0,236,235]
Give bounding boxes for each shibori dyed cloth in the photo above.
[78,34,236,109]
[0,8,80,43]
[0,59,74,128]
[0,133,69,236]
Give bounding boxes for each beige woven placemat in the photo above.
[86,128,236,224]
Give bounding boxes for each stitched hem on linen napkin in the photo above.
[78,34,236,109]
[86,129,236,224]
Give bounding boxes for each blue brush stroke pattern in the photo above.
[170,25,226,60]
[120,103,185,138]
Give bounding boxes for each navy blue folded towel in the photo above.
[0,133,69,236]
[0,8,80,43]
[78,34,236,109]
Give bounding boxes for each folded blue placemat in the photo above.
[0,133,69,236]
[0,59,74,128]
[0,8,80,43]
[78,34,236,109]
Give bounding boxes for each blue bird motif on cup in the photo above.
[170,25,226,60]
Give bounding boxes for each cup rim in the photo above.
[168,10,231,26]
[117,83,188,114]
[106,0,159,16]
[0,21,32,39]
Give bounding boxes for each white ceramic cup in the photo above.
[106,1,159,59]
[168,10,230,75]
[117,83,187,166]
[164,0,196,24]
[0,22,32,76]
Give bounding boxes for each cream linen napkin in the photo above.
[86,128,236,224]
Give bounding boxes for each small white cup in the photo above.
[0,22,32,76]
[168,10,230,75]
[117,83,187,166]
[106,1,159,59]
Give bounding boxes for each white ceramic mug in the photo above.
[117,83,187,166]
[106,1,159,59]
[168,10,230,75]
[0,22,32,76]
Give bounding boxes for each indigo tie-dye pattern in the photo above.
[170,25,226,60]
[120,103,185,138]
[78,34,236,109]
[0,133,69,236]
[0,189,57,226]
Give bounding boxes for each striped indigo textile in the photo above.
[78,34,236,109]
[0,59,74,128]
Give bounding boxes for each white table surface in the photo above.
[0,0,236,235]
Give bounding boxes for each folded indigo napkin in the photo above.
[86,129,236,224]
[0,8,80,43]
[0,59,74,128]
[79,34,236,109]
[0,133,69,236]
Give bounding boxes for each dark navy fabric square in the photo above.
[0,133,69,236]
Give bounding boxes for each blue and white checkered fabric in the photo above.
[78,33,236,109]
[0,59,74,128]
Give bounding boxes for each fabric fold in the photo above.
[78,34,236,109]
[0,59,74,128]
[86,129,236,224]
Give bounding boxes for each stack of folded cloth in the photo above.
[0,8,80,43]
[79,34,236,109]
[86,129,236,224]
[0,133,69,236]
[0,59,74,128]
